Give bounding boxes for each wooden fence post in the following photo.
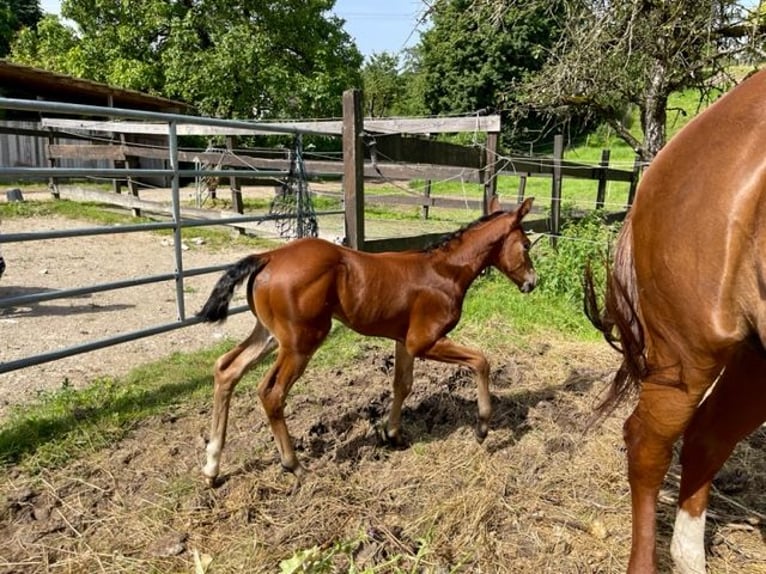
[119,133,141,217]
[226,135,243,214]
[550,134,563,248]
[422,179,432,219]
[627,155,642,207]
[517,175,527,204]
[596,149,610,210]
[343,89,365,250]
[46,131,59,199]
[482,131,499,213]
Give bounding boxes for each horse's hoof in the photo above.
[204,475,218,488]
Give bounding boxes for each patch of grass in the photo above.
[0,199,146,224]
[0,198,282,251]
[0,342,230,471]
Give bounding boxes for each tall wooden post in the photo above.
[422,179,432,219]
[550,134,563,248]
[47,132,59,199]
[517,175,527,204]
[226,135,243,214]
[482,131,500,214]
[627,155,642,207]
[343,89,365,250]
[596,149,610,210]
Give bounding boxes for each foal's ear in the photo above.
[489,194,502,213]
[515,197,534,220]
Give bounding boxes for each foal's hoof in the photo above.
[283,464,308,495]
[376,423,409,448]
[204,475,219,488]
[474,423,489,444]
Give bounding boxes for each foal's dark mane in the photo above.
[424,211,506,252]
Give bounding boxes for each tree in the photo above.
[362,52,404,117]
[10,15,79,74]
[463,0,766,160]
[416,0,565,148]
[10,0,363,119]
[0,0,42,56]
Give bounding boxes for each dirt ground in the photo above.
[0,193,258,419]
[1,195,765,573]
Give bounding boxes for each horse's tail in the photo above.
[197,254,267,323]
[583,220,647,417]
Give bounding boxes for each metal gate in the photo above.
[0,97,339,375]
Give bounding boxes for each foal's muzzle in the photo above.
[519,271,537,293]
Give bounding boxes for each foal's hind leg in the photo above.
[671,348,766,574]
[257,322,329,489]
[383,341,415,447]
[203,321,277,486]
[418,337,491,442]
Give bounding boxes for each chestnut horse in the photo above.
[585,69,766,573]
[198,197,536,488]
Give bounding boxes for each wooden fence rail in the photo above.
[37,89,641,251]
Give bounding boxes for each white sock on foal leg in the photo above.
[203,438,222,481]
[670,508,706,574]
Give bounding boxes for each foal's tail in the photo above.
[583,220,647,417]
[197,254,267,323]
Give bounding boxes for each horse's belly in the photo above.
[332,308,407,340]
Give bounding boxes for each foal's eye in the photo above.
[523,241,531,251]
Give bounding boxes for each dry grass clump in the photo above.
[2,337,765,573]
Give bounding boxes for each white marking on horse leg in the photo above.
[670,508,707,574]
[203,437,222,481]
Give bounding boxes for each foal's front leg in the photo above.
[420,337,491,442]
[383,341,415,446]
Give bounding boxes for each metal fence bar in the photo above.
[0,272,180,308]
[0,168,290,179]
[0,211,346,244]
[0,305,251,374]
[168,120,186,321]
[0,97,336,137]
[0,263,235,309]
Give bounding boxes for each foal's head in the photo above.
[491,197,536,293]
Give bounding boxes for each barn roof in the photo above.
[0,60,192,114]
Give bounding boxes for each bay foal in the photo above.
[586,69,766,573]
[198,197,536,487]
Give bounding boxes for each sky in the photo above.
[38,0,428,59]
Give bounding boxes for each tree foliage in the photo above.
[466,0,766,160]
[416,0,565,148]
[0,0,42,56]
[362,52,403,117]
[10,0,363,119]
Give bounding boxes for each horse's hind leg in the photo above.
[671,347,766,574]
[418,337,491,442]
[624,366,720,574]
[203,321,277,486]
[257,323,328,489]
[383,341,415,446]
